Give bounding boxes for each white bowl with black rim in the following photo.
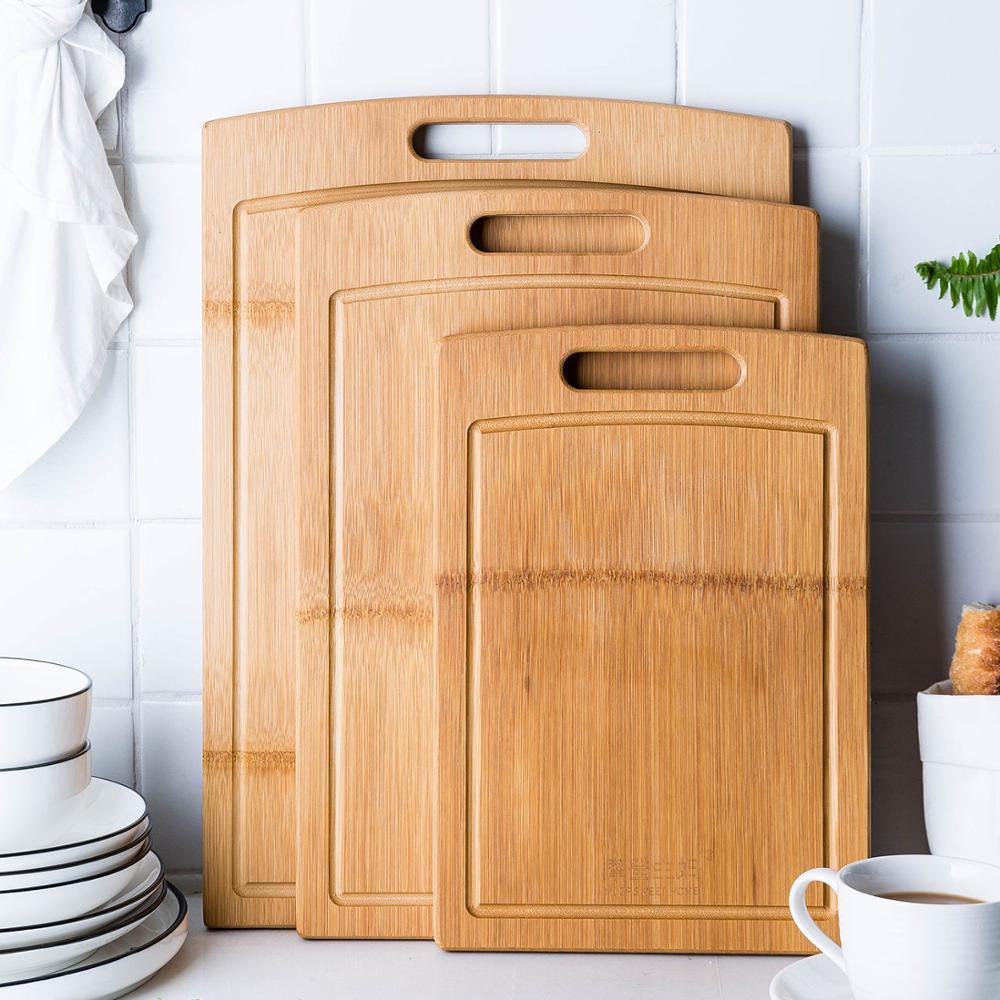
[0,659,91,768]
[0,779,148,875]
[0,745,91,854]
[0,852,163,951]
[0,841,153,929]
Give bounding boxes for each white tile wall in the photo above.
[134,345,202,519]
[0,528,132,697]
[123,0,305,158]
[127,164,202,341]
[4,0,997,875]
[870,0,1000,147]
[679,0,861,147]
[90,704,137,786]
[138,522,202,694]
[140,700,202,872]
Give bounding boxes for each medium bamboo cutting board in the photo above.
[435,324,868,953]
[293,185,820,939]
[203,95,795,928]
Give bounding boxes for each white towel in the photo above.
[0,0,136,489]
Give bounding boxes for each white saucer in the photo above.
[770,954,853,999]
[0,882,187,999]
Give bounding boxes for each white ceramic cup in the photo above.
[918,680,1000,867]
[790,855,1000,1000]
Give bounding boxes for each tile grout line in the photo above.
[301,0,312,104]
[487,0,499,155]
[857,0,873,336]
[118,50,144,794]
[673,0,685,104]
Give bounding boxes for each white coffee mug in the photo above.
[790,855,1000,1000]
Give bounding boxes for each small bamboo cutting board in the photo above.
[434,324,868,953]
[203,96,794,928]
[294,186,820,939]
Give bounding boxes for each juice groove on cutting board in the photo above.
[292,185,819,938]
[202,96,795,928]
[434,324,869,952]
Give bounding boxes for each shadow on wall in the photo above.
[869,349,941,856]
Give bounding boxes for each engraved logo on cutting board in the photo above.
[603,854,710,902]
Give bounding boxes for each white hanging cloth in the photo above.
[0,0,136,489]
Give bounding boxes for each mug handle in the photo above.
[789,868,846,971]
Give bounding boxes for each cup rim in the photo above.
[839,854,1000,907]
[0,741,90,775]
[0,657,92,708]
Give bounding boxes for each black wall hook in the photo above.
[92,0,148,33]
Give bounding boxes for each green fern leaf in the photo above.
[915,241,1000,321]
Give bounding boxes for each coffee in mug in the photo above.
[789,854,1000,1000]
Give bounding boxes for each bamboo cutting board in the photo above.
[293,186,820,939]
[203,95,795,928]
[435,323,868,953]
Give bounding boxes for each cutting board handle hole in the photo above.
[469,214,646,254]
[562,350,742,391]
[411,123,586,160]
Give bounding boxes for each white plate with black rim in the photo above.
[0,882,167,983]
[0,843,155,929]
[0,852,163,951]
[0,883,187,999]
[0,780,148,874]
[0,834,149,893]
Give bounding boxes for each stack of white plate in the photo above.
[0,658,187,999]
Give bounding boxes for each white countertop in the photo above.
[131,894,801,999]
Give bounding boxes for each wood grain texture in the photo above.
[203,95,794,928]
[435,324,869,953]
[292,186,819,939]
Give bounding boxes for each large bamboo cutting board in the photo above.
[203,95,795,928]
[293,185,820,939]
[435,324,868,953]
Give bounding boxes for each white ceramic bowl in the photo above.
[0,745,91,853]
[0,853,163,950]
[0,882,165,983]
[0,660,91,769]
[0,882,187,999]
[0,780,147,875]
[0,835,148,894]
[0,841,152,929]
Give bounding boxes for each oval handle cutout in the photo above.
[562,350,742,392]
[411,122,586,160]
[470,214,646,255]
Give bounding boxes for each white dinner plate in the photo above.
[0,780,147,874]
[0,883,166,983]
[770,954,854,1000]
[0,835,148,893]
[0,852,163,950]
[0,883,187,999]
[0,843,153,929]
